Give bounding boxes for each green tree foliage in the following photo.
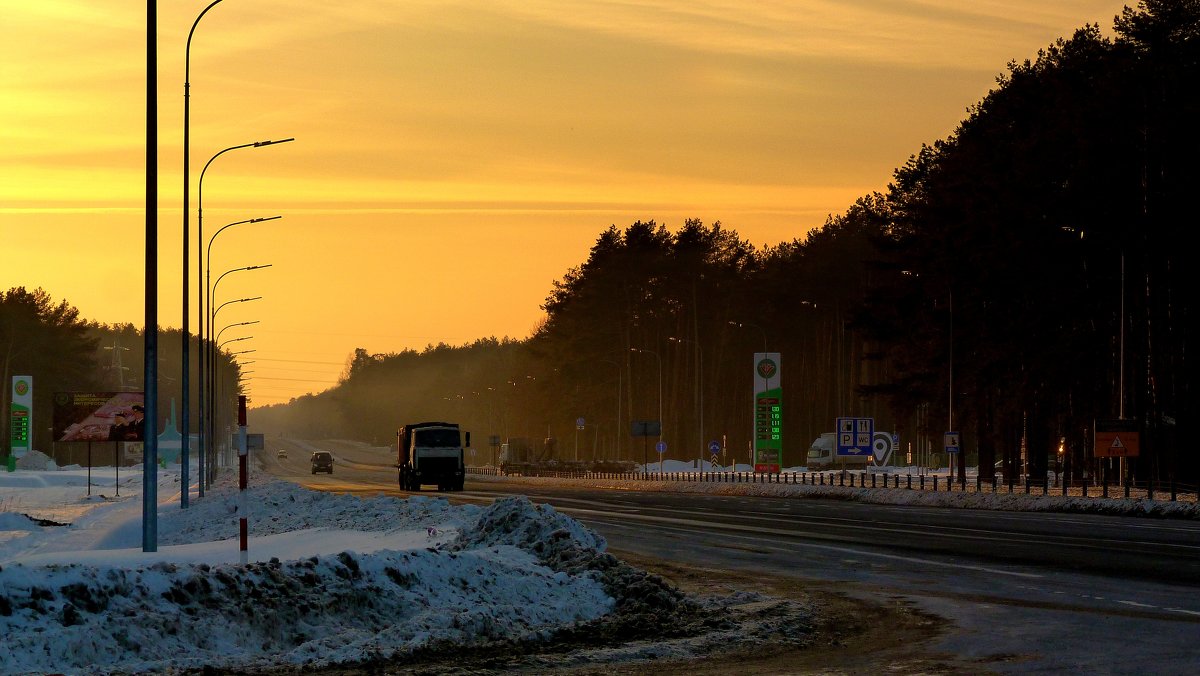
[866,0,1197,483]
[250,1,1195,487]
[1,287,99,451]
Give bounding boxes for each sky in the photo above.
[2,453,1197,672]
[0,1,1131,405]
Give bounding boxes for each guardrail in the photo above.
[466,466,1199,504]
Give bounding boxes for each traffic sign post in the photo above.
[836,417,873,457]
[1094,419,1139,458]
[944,431,960,454]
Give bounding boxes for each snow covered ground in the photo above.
[4,454,1193,675]
[0,462,636,674]
[550,458,1200,519]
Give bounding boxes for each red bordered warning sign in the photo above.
[1094,419,1139,458]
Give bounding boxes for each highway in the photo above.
[265,437,1200,673]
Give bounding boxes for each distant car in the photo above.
[277,449,287,459]
[310,451,333,474]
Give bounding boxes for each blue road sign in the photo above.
[655,441,667,454]
[944,431,961,454]
[836,416,873,456]
[708,440,721,453]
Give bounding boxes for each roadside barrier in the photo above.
[465,466,1198,503]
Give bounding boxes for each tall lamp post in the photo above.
[598,359,622,461]
[205,263,270,488]
[729,321,767,467]
[630,348,661,471]
[208,293,263,483]
[196,137,290,483]
[183,0,229,509]
[668,337,703,469]
[198,216,279,488]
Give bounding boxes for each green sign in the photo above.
[10,376,32,457]
[752,353,782,472]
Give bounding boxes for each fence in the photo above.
[466,466,1199,504]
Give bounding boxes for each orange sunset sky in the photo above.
[1,1,1129,406]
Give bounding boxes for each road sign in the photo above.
[576,417,585,430]
[835,416,873,456]
[631,420,661,437]
[944,431,961,454]
[708,440,721,453]
[710,454,719,466]
[655,440,667,454]
[1094,419,1139,458]
[871,432,894,464]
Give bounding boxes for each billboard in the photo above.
[52,392,146,442]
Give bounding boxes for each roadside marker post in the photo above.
[237,395,248,565]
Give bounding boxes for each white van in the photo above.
[806,432,870,469]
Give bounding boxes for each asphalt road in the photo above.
[266,437,1200,673]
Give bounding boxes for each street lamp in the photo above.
[204,263,269,490]
[729,321,768,467]
[668,337,703,468]
[208,296,261,479]
[218,335,252,350]
[216,321,259,346]
[195,138,290,468]
[198,218,278,486]
[630,347,662,471]
[182,0,229,509]
[598,359,622,461]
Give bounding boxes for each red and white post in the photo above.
[237,395,248,564]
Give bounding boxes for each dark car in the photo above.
[311,451,334,474]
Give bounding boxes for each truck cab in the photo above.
[397,422,468,491]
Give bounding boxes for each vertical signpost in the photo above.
[631,420,661,472]
[753,353,782,473]
[944,431,961,480]
[237,395,248,565]
[10,377,32,468]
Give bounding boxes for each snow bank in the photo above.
[0,476,617,675]
[472,474,1200,519]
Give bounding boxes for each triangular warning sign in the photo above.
[1110,435,1125,449]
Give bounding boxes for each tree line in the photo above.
[8,2,1193,486]
[256,2,1195,486]
[1,287,245,463]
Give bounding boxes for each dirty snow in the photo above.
[0,465,618,674]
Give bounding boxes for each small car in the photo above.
[277,449,288,459]
[310,451,333,474]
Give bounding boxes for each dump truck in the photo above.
[397,422,468,491]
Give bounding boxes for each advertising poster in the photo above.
[52,392,146,442]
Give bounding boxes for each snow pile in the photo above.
[0,478,618,675]
[15,449,56,471]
